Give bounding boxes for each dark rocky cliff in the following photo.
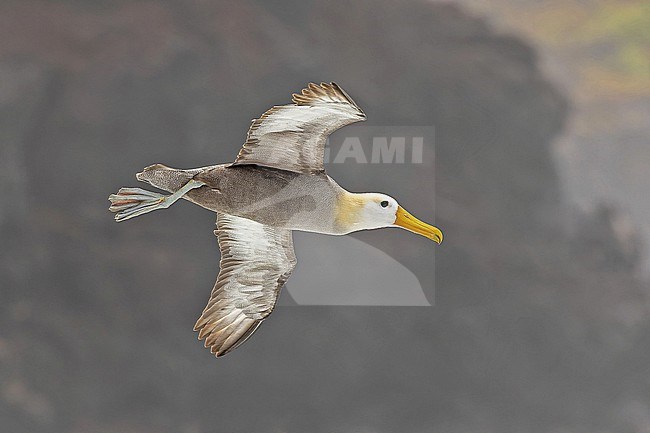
[1,1,647,432]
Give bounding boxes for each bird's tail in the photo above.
[135,163,199,193]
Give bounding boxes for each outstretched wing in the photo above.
[194,213,297,357]
[232,82,366,174]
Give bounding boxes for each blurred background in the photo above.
[1,0,649,432]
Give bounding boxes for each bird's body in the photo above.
[138,163,351,235]
[110,82,442,357]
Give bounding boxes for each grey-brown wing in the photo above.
[193,213,297,357]
[232,82,366,174]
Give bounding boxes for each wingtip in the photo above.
[291,81,363,113]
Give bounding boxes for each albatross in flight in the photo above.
[109,82,442,357]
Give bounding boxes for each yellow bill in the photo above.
[394,206,443,244]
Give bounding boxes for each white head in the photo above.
[355,193,400,229]
[339,192,443,244]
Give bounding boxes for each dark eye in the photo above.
[380,200,389,208]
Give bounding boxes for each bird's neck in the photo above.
[333,191,368,234]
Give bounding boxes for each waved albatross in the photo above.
[109,82,443,357]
